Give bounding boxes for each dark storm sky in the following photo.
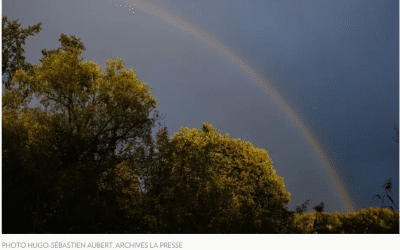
[2,0,398,214]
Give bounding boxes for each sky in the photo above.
[2,0,399,215]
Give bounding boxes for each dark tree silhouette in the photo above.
[313,202,325,213]
[369,123,400,212]
[312,202,325,232]
[294,199,310,214]
[370,178,399,212]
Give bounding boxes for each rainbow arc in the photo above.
[118,0,356,213]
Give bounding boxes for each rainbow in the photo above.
[117,0,356,213]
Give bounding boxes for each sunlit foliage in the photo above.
[2,15,42,88]
[125,122,293,233]
[2,32,162,233]
[287,207,399,234]
[3,15,397,234]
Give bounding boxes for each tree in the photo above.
[2,15,42,88]
[2,32,163,233]
[294,199,311,214]
[126,122,294,233]
[312,201,325,232]
[370,178,399,212]
[368,123,400,213]
[285,199,327,233]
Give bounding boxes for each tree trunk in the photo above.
[32,192,40,233]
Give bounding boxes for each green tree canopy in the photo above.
[2,32,162,233]
[126,122,294,233]
[2,14,42,88]
[2,15,297,234]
